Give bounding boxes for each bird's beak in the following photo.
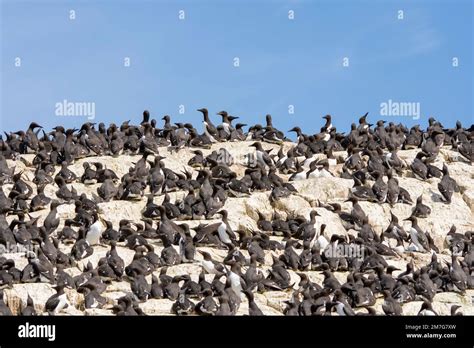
[98,215,106,225]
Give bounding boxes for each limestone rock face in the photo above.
[4,283,84,315]
[292,177,354,205]
[97,201,147,227]
[4,283,55,315]
[1,141,473,316]
[222,194,273,232]
[272,195,312,220]
[139,299,176,315]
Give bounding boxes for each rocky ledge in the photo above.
[0,116,473,316]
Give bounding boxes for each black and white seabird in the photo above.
[85,213,104,246]
[371,171,388,203]
[332,289,355,316]
[20,294,37,316]
[45,285,69,314]
[199,251,226,276]
[404,216,430,253]
[250,142,274,168]
[216,210,238,248]
[195,288,217,316]
[412,195,431,218]
[381,290,402,315]
[411,152,428,180]
[438,164,460,204]
[418,300,438,316]
[198,108,218,143]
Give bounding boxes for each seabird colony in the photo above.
[0,110,472,316]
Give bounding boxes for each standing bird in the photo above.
[250,142,274,168]
[449,255,467,292]
[295,210,319,242]
[86,213,104,246]
[386,170,400,206]
[345,197,367,227]
[244,290,264,316]
[372,171,388,203]
[195,288,218,316]
[45,285,69,314]
[405,216,430,253]
[106,242,124,280]
[381,290,402,315]
[418,300,438,316]
[43,200,61,233]
[198,108,218,143]
[216,210,238,248]
[24,122,43,153]
[332,289,355,316]
[411,152,428,180]
[438,164,459,204]
[198,251,226,276]
[21,294,37,316]
[178,224,195,262]
[80,162,98,185]
[412,195,431,218]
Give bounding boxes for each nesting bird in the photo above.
[0,109,471,318]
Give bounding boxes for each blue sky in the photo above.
[1,0,472,137]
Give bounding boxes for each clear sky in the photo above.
[1,0,472,137]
